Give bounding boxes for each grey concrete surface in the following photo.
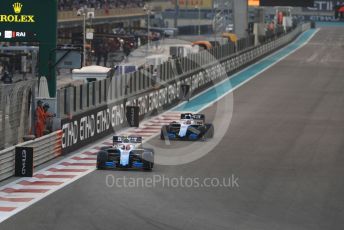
[1,27,344,230]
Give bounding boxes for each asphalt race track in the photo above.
[1,27,344,230]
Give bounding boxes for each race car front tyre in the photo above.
[204,124,214,139]
[100,146,111,151]
[97,151,109,170]
[160,125,169,140]
[142,150,154,171]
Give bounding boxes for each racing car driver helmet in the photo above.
[43,103,50,109]
[37,100,43,106]
[125,145,132,151]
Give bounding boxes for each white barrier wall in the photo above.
[0,131,62,181]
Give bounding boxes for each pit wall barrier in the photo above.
[0,131,62,181]
[59,23,310,154]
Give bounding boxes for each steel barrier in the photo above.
[0,130,62,181]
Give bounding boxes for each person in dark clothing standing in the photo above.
[95,42,104,66]
[35,100,45,138]
[1,71,13,84]
[103,43,109,67]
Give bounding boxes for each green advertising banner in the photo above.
[0,0,57,97]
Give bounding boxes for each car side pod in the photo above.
[133,162,144,168]
[189,133,199,140]
[105,162,115,168]
[168,133,177,139]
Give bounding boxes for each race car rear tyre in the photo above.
[204,124,214,139]
[97,151,109,170]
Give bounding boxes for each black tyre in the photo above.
[100,146,111,151]
[160,125,169,140]
[97,151,109,170]
[204,124,214,139]
[142,149,154,171]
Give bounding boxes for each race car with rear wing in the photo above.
[97,136,154,171]
[160,113,214,141]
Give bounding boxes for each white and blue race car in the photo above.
[97,136,154,171]
[160,113,214,141]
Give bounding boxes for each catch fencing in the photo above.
[0,80,35,150]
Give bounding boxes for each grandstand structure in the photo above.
[59,1,174,43]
